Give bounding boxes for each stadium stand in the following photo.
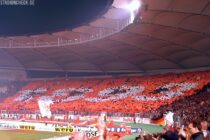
[0,0,210,139]
[0,71,209,115]
[0,81,25,102]
[0,71,209,140]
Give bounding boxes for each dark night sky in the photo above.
[0,0,113,36]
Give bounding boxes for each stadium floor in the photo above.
[0,130,68,140]
[0,123,163,140]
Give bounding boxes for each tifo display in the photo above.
[0,71,209,114]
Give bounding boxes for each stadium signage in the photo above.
[86,131,98,138]
[55,127,73,133]
[122,117,134,123]
[108,117,134,123]
[20,125,35,130]
[0,123,18,130]
[73,126,97,132]
[54,114,65,120]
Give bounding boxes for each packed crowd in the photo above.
[135,86,210,140]
[134,119,210,140]
[0,71,209,114]
[143,88,210,123]
[0,81,24,102]
[0,71,209,139]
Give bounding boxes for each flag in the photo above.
[38,99,53,118]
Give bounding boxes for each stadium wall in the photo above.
[0,69,27,81]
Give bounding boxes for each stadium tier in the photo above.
[0,71,209,114]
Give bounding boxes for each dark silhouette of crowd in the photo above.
[135,119,210,140]
[135,83,210,140]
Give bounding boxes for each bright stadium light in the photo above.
[125,0,141,12]
[123,0,142,24]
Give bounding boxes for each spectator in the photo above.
[188,121,205,140]
[161,131,179,140]
[201,120,209,138]
[206,133,210,140]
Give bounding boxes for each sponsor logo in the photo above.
[19,125,35,130]
[86,131,98,138]
[55,127,73,133]
[0,123,18,129]
[122,117,133,122]
[74,126,97,132]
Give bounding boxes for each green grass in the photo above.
[115,122,163,140]
[0,130,69,140]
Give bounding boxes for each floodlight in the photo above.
[125,0,141,12]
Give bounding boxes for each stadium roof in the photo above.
[0,0,112,36]
[0,0,210,77]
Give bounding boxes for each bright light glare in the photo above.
[125,0,141,12]
[123,0,142,24]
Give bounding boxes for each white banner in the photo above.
[38,100,53,118]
